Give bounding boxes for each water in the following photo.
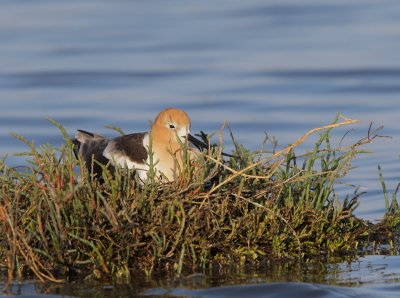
[2,255,400,297]
[1,0,400,296]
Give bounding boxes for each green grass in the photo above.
[373,165,400,239]
[0,115,394,283]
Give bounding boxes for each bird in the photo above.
[72,108,209,183]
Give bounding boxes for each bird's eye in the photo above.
[169,124,176,129]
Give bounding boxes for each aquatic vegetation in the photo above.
[0,115,389,283]
[379,165,400,227]
[369,166,400,247]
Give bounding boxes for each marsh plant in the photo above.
[0,115,389,283]
[377,165,400,232]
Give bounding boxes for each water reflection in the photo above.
[2,256,400,298]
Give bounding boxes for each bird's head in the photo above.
[152,108,191,144]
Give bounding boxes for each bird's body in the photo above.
[73,108,194,182]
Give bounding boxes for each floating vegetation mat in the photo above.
[0,115,398,283]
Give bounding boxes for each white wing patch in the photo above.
[103,133,151,182]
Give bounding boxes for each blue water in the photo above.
[1,0,400,296]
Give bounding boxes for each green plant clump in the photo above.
[374,166,400,235]
[0,116,382,282]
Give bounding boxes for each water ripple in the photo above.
[0,69,198,88]
[252,68,400,79]
[145,282,400,298]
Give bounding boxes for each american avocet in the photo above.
[73,108,206,182]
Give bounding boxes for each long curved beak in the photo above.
[188,134,209,151]
[187,134,238,158]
